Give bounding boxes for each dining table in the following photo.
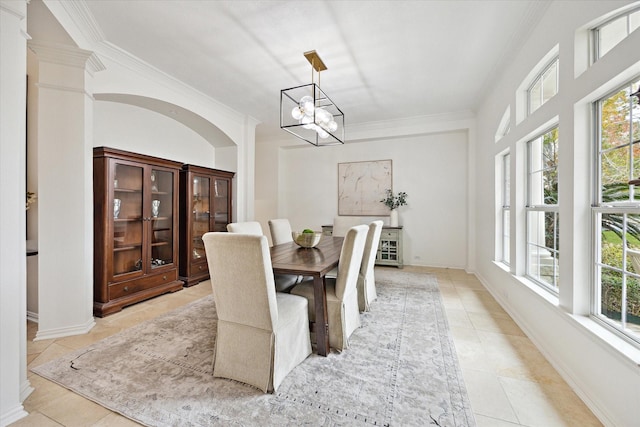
[270,235,344,356]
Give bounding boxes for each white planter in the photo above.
[390,209,399,227]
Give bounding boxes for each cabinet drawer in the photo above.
[109,269,178,300]
[380,230,398,239]
[190,261,209,274]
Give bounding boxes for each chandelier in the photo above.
[280,50,345,146]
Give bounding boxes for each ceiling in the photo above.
[38,1,551,142]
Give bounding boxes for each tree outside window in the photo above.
[527,128,559,291]
[595,78,640,342]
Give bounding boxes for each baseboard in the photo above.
[0,404,28,427]
[20,379,34,402]
[26,310,38,323]
[475,268,620,427]
[34,317,95,341]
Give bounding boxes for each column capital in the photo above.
[28,41,105,75]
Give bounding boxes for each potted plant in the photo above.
[380,189,407,226]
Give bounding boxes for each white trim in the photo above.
[27,40,105,72]
[19,380,34,403]
[484,264,639,427]
[26,311,38,324]
[34,317,95,341]
[0,405,28,427]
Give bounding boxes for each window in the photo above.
[594,6,640,60]
[594,78,640,344]
[495,106,511,142]
[528,58,559,115]
[526,128,559,291]
[502,153,511,264]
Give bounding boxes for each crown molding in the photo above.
[0,0,27,20]
[48,0,104,44]
[346,111,476,142]
[48,0,254,126]
[95,40,248,124]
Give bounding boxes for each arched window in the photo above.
[593,6,640,60]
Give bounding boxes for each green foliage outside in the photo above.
[598,84,640,326]
[600,242,640,321]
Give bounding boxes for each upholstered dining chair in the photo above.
[268,218,294,246]
[358,220,384,312]
[227,221,263,235]
[202,232,312,392]
[227,221,300,292]
[290,224,368,351]
[332,216,364,237]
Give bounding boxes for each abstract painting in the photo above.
[338,160,392,215]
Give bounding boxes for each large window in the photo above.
[526,128,559,292]
[528,58,558,115]
[502,153,511,265]
[594,78,640,344]
[594,6,640,60]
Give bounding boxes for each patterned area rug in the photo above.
[32,270,475,426]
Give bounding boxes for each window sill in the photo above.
[491,261,640,368]
[566,314,640,368]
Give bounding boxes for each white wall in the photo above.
[474,1,640,426]
[256,129,469,268]
[93,101,216,168]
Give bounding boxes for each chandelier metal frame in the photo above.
[280,50,345,146]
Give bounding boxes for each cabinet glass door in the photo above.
[191,175,210,261]
[150,168,175,270]
[213,178,230,232]
[113,163,143,276]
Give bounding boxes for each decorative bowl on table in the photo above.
[292,230,322,248]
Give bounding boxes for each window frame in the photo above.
[527,57,559,116]
[592,6,640,61]
[592,76,640,346]
[525,127,560,293]
[501,152,511,265]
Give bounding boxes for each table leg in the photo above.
[313,274,330,356]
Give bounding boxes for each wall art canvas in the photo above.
[338,160,392,216]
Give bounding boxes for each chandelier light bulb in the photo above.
[299,96,315,116]
[327,120,338,132]
[301,115,315,129]
[315,108,330,125]
[291,106,304,120]
[317,128,329,138]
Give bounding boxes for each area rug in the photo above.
[32,270,476,427]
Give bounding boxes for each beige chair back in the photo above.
[334,224,368,300]
[332,216,363,237]
[228,220,299,293]
[204,233,278,332]
[203,232,311,392]
[358,221,383,311]
[227,221,263,235]
[268,219,293,245]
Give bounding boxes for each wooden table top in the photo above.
[270,236,344,276]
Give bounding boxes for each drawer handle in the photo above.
[199,265,203,270]
[163,275,167,280]
[124,286,129,292]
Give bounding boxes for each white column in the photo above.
[235,116,259,221]
[27,41,104,340]
[0,1,31,425]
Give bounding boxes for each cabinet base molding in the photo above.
[94,279,183,317]
[179,271,209,287]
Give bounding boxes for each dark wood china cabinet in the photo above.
[93,147,183,317]
[179,164,234,286]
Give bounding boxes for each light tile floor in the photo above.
[13,266,602,426]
